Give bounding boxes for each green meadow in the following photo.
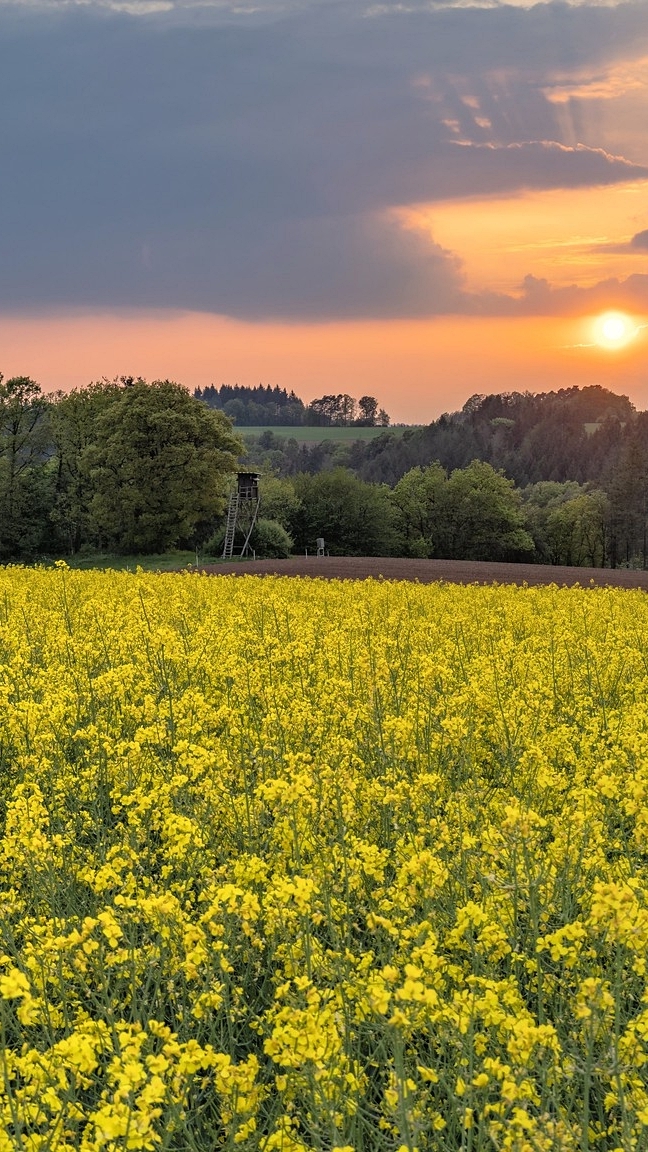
[239,424,423,443]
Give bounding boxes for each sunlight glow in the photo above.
[596,311,635,348]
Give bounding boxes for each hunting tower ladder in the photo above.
[222,472,261,559]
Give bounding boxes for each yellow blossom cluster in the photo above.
[0,566,648,1150]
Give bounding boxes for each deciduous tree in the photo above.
[81,379,242,553]
[289,468,395,555]
[50,379,123,553]
[0,376,53,557]
[357,396,379,426]
[390,463,446,557]
[437,460,534,562]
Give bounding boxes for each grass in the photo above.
[238,424,423,443]
[45,551,198,572]
[42,551,235,572]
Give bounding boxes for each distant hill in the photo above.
[351,385,636,487]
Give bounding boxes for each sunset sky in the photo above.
[1,0,648,422]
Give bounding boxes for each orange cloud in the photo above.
[542,56,648,105]
[397,179,648,294]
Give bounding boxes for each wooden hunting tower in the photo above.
[222,472,261,559]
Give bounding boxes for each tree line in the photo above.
[241,385,634,485]
[195,384,390,427]
[240,385,648,568]
[225,465,618,568]
[1,374,646,569]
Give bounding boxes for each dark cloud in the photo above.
[463,271,648,319]
[0,0,647,317]
[631,229,648,251]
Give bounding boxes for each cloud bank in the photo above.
[631,229,648,251]
[0,0,647,318]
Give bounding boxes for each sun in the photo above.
[595,311,634,348]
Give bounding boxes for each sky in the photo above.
[1,0,647,421]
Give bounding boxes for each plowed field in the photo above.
[201,554,648,588]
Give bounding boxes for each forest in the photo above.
[241,384,633,486]
[194,384,390,427]
[0,375,646,568]
[240,384,648,568]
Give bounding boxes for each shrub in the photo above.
[203,517,292,559]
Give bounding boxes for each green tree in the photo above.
[390,463,446,557]
[222,399,247,425]
[81,379,242,553]
[0,376,53,558]
[50,379,123,554]
[356,396,379,426]
[339,394,357,426]
[289,468,395,556]
[437,460,534,561]
[545,491,609,567]
[308,395,342,426]
[608,423,648,568]
[521,481,587,562]
[258,475,302,529]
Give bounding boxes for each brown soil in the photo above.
[197,556,648,590]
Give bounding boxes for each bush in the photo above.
[250,518,293,558]
[203,518,292,559]
[202,526,225,557]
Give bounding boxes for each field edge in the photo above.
[197,555,648,589]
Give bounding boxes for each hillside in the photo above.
[240,384,640,490]
[352,385,635,487]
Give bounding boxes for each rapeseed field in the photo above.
[0,567,647,1152]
